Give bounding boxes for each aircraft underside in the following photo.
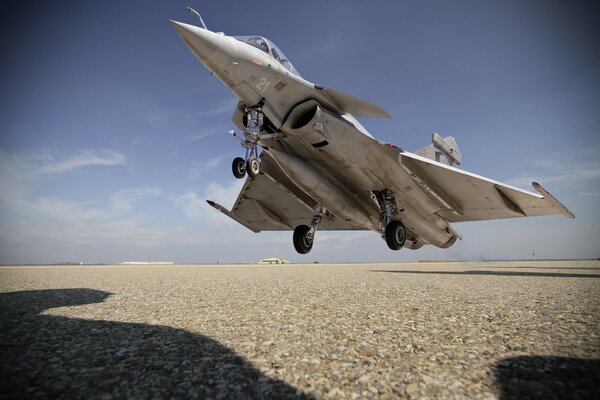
[172,16,574,255]
[216,99,458,254]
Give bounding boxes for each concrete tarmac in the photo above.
[1,261,599,399]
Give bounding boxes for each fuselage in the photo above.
[172,21,458,249]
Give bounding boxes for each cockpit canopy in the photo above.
[234,36,300,77]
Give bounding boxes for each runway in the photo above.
[1,261,599,399]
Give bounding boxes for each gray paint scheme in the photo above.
[172,19,574,252]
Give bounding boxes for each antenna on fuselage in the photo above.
[186,7,207,30]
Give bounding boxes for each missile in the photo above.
[267,148,375,229]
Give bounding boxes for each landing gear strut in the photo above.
[293,205,326,254]
[230,101,264,179]
[373,189,406,251]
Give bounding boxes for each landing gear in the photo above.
[229,101,265,179]
[246,156,260,178]
[385,220,406,250]
[232,157,246,179]
[293,225,313,254]
[293,205,326,254]
[373,189,406,251]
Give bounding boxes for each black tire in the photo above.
[293,225,313,254]
[246,156,260,178]
[232,157,246,179]
[385,220,406,250]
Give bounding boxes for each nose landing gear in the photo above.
[232,157,246,179]
[229,102,265,179]
[246,156,260,178]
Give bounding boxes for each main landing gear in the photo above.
[230,102,264,179]
[293,205,327,254]
[385,220,406,250]
[374,189,406,250]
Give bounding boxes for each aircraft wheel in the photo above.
[385,220,406,250]
[232,157,246,179]
[293,225,313,254]
[246,156,260,178]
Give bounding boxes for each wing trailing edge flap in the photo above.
[399,152,574,222]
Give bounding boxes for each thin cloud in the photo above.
[0,185,166,253]
[0,149,165,257]
[195,98,238,118]
[189,155,230,179]
[505,160,600,189]
[187,126,224,142]
[204,180,244,209]
[145,111,168,128]
[315,30,344,56]
[171,191,205,220]
[579,191,600,197]
[184,99,238,142]
[35,150,127,174]
[30,186,162,225]
[110,187,163,212]
[172,180,244,223]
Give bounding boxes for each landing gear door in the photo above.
[231,101,246,130]
[231,81,284,129]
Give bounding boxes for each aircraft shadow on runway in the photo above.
[492,355,600,400]
[482,266,600,271]
[370,270,600,279]
[0,289,312,399]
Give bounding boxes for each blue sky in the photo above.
[1,0,598,264]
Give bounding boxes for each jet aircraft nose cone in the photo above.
[171,20,233,71]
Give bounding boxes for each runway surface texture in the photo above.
[1,261,599,399]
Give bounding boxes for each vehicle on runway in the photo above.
[172,9,574,255]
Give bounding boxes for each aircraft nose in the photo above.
[171,20,233,71]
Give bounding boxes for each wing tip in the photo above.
[532,182,575,219]
[205,199,261,232]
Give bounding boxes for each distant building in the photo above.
[258,257,289,265]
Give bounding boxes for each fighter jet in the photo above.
[171,9,574,255]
